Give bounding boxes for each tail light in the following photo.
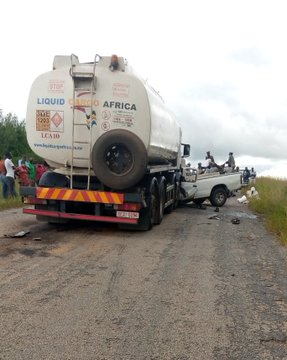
[23,197,47,205]
[115,203,142,211]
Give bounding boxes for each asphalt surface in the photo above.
[0,196,287,360]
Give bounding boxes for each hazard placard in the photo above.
[36,110,50,131]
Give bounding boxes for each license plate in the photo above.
[116,211,139,219]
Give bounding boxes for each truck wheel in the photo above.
[156,177,166,224]
[140,177,158,230]
[149,178,159,226]
[210,187,227,207]
[119,178,158,231]
[92,130,147,190]
[165,174,176,214]
[174,180,180,209]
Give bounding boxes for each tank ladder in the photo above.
[70,54,100,190]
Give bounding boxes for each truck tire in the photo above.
[92,130,147,190]
[173,179,180,210]
[165,174,176,214]
[147,177,159,227]
[210,187,227,207]
[120,177,158,231]
[156,177,166,225]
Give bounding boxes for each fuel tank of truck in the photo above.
[26,54,182,189]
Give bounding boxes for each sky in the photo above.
[1,0,287,179]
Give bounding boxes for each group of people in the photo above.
[196,151,257,183]
[0,152,47,199]
[243,167,257,184]
[197,151,237,175]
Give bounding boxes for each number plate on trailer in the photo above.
[116,211,139,219]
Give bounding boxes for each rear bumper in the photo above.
[20,186,143,224]
[23,208,138,224]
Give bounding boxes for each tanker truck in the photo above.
[20,54,193,230]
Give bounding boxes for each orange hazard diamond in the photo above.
[51,112,63,127]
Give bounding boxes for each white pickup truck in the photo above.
[180,166,242,207]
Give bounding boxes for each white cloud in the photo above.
[1,0,287,178]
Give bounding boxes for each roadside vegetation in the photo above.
[0,111,36,211]
[0,194,22,211]
[247,177,287,245]
[0,112,34,160]
[0,183,22,211]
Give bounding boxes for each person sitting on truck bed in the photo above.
[205,151,223,173]
[197,162,205,174]
[204,156,212,174]
[206,151,214,163]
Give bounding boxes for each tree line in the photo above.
[0,111,34,160]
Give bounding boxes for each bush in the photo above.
[248,177,287,244]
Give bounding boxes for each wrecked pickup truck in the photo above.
[180,165,243,207]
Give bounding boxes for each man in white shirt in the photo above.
[250,167,257,184]
[4,152,17,197]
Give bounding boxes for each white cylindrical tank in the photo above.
[26,55,182,189]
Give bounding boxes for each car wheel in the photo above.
[210,187,227,207]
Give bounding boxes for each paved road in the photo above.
[0,197,287,360]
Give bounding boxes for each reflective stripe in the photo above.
[36,187,124,204]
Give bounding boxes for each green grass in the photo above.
[247,177,287,245]
[0,182,23,211]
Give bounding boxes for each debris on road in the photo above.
[231,218,240,225]
[4,230,30,238]
[208,215,221,220]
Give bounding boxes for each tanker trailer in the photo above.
[20,54,190,230]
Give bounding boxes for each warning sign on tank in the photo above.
[36,110,50,131]
[112,111,134,128]
[51,111,64,132]
[36,110,64,132]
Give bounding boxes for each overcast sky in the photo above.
[1,0,287,178]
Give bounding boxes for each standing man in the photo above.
[226,152,235,171]
[0,154,8,199]
[250,167,257,183]
[243,167,251,184]
[4,152,17,197]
